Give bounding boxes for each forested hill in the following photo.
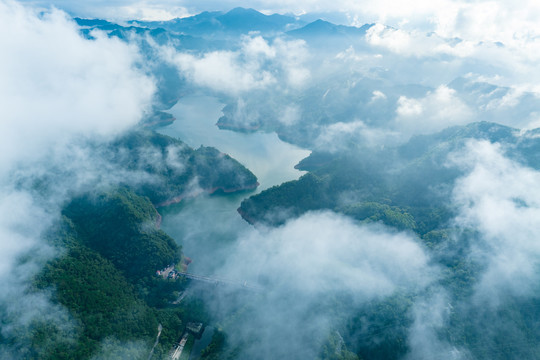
[232,122,540,360]
[27,188,189,359]
[238,121,537,233]
[95,130,258,205]
[15,130,257,360]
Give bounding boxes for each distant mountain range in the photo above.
[77,7,374,43]
[286,19,373,39]
[127,7,303,35]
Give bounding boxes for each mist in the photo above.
[150,19,540,152]
[5,1,540,359]
[191,211,437,359]
[452,140,540,306]
[0,0,157,356]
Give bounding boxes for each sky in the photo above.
[18,0,540,111]
[16,1,540,109]
[18,0,540,43]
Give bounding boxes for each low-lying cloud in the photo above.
[0,0,154,173]
[451,140,540,307]
[160,35,309,95]
[395,85,473,135]
[0,0,155,355]
[149,12,540,149]
[201,211,436,359]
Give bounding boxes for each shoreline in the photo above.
[154,182,259,208]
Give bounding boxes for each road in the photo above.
[170,333,189,360]
[147,323,163,360]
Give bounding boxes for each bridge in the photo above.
[176,271,264,292]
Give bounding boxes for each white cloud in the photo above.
[451,140,540,307]
[208,211,436,359]
[315,120,398,151]
[278,104,301,126]
[406,290,468,360]
[371,90,387,102]
[395,85,473,135]
[168,50,276,94]
[20,0,193,21]
[91,338,150,360]
[112,4,191,21]
[0,0,156,352]
[366,23,416,55]
[0,0,154,273]
[21,0,540,127]
[271,37,310,88]
[0,0,155,173]
[17,0,540,52]
[222,211,434,297]
[242,34,276,57]
[160,35,309,94]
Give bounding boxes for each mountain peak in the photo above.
[225,7,262,15]
[216,7,298,33]
[287,19,373,43]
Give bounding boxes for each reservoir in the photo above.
[157,94,310,274]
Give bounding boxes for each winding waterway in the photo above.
[157,94,310,275]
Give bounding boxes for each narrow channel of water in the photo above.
[188,327,214,360]
[157,94,310,274]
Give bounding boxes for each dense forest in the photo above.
[6,3,540,359]
[239,121,536,231]
[3,130,258,360]
[231,121,540,360]
[22,187,207,359]
[105,131,259,205]
[20,121,540,360]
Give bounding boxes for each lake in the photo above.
[157,95,310,274]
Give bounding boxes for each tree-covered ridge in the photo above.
[107,131,258,205]
[238,158,444,235]
[28,189,201,360]
[63,188,180,281]
[10,129,257,359]
[235,121,540,360]
[238,121,537,233]
[35,239,158,359]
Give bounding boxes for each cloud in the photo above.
[450,140,540,307]
[0,0,155,173]
[0,0,155,353]
[20,0,193,21]
[19,0,540,48]
[406,290,468,360]
[110,4,191,21]
[101,1,540,146]
[166,50,275,95]
[203,211,436,359]
[229,211,434,294]
[395,85,473,135]
[365,24,419,56]
[278,104,301,126]
[160,35,309,95]
[371,90,387,102]
[315,120,399,151]
[90,338,150,360]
